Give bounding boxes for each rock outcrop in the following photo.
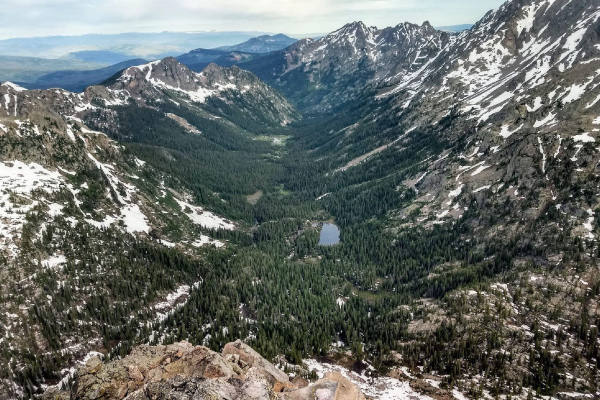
[43,340,365,400]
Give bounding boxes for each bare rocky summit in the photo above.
[44,341,365,400]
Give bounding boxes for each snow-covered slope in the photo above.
[0,80,234,265]
[376,0,600,228]
[383,0,600,116]
[242,21,451,112]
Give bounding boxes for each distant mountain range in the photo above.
[10,34,299,90]
[17,58,147,92]
[176,49,260,72]
[174,34,297,72]
[0,31,275,60]
[215,34,298,53]
[67,50,141,64]
[0,55,104,83]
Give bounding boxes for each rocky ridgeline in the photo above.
[44,341,365,400]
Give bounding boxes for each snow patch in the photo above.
[448,184,464,198]
[175,197,235,230]
[533,112,557,128]
[473,185,491,193]
[190,235,225,248]
[573,132,595,143]
[499,124,523,138]
[526,97,543,112]
[471,165,490,176]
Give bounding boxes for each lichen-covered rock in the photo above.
[223,339,290,387]
[49,341,365,400]
[279,372,365,400]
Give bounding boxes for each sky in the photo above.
[0,0,506,40]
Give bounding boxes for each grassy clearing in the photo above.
[246,190,264,205]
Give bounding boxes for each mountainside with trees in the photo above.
[1,0,600,399]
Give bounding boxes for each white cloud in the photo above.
[0,0,505,40]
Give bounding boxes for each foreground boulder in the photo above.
[281,372,365,400]
[43,340,365,400]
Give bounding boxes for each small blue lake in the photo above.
[319,223,340,246]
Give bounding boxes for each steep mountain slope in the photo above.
[0,80,236,253]
[0,59,298,398]
[241,21,452,112]
[361,0,600,235]
[216,34,298,53]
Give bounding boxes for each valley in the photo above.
[0,0,600,399]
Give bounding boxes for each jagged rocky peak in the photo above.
[277,19,448,68]
[116,58,202,96]
[313,19,449,56]
[119,57,259,94]
[0,80,100,124]
[137,57,199,90]
[43,340,365,400]
[334,21,375,36]
[420,20,434,30]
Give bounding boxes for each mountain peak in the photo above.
[201,62,223,73]
[240,17,451,112]
[338,21,373,34]
[347,21,368,28]
[125,58,199,93]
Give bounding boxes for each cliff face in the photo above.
[44,340,364,400]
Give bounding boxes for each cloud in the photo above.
[0,0,505,39]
